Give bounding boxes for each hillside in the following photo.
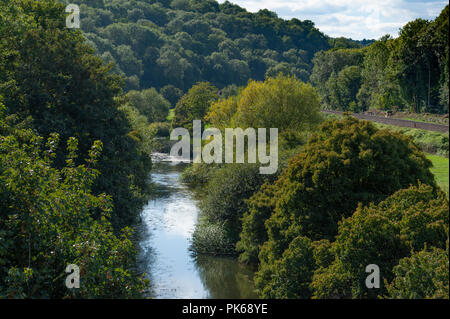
[66,0,367,93]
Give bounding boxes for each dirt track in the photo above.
[322,110,449,133]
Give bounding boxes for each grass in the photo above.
[375,124,449,157]
[426,154,449,194]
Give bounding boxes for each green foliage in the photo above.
[256,236,316,299]
[190,164,272,255]
[181,163,216,186]
[373,123,449,157]
[237,182,276,265]
[172,82,218,130]
[61,0,345,92]
[149,122,171,138]
[118,103,156,156]
[160,85,184,107]
[386,247,449,299]
[311,48,365,109]
[191,218,236,256]
[126,88,170,123]
[0,105,147,298]
[207,74,323,136]
[240,117,435,264]
[238,117,437,297]
[311,5,449,114]
[312,184,448,299]
[0,0,152,228]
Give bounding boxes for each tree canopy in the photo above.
[311,5,449,113]
[64,0,366,93]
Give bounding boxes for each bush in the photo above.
[386,247,449,299]
[311,184,449,299]
[255,236,315,299]
[191,218,236,255]
[239,117,436,268]
[181,163,217,186]
[0,107,148,298]
[190,164,272,255]
[149,122,170,137]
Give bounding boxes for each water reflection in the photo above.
[195,255,257,299]
[138,154,257,299]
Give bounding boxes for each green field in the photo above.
[427,154,449,194]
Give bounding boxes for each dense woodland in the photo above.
[311,6,449,114]
[68,0,371,93]
[0,0,448,299]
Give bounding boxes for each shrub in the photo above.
[239,117,436,267]
[0,107,148,297]
[191,164,272,255]
[311,184,449,299]
[386,247,449,299]
[149,122,170,137]
[191,218,236,255]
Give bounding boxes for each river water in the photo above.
[137,153,257,299]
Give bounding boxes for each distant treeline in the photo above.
[68,0,369,95]
[311,5,449,114]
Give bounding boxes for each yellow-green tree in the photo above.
[206,74,322,135]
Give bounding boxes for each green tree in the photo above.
[0,103,147,298]
[0,0,152,228]
[172,82,218,130]
[312,184,448,299]
[126,88,170,123]
[160,85,184,107]
[386,247,449,299]
[238,117,436,296]
[207,74,322,136]
[311,48,365,109]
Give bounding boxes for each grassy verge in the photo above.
[374,123,449,157]
[426,154,449,195]
[323,113,449,157]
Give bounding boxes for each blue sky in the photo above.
[218,0,448,40]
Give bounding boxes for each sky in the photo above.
[217,0,448,40]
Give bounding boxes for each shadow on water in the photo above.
[137,154,257,299]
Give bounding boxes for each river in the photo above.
[137,153,257,299]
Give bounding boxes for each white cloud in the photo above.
[218,0,448,40]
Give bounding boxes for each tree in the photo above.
[0,0,151,228]
[160,84,184,107]
[172,82,218,130]
[311,48,365,109]
[312,184,448,299]
[65,0,336,92]
[126,88,170,123]
[386,247,449,299]
[207,74,323,136]
[0,103,148,298]
[238,116,436,296]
